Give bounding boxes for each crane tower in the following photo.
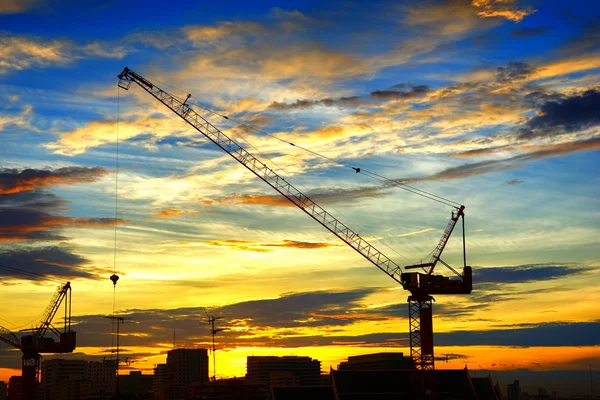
[117,68,472,397]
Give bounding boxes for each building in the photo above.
[0,381,6,400]
[246,356,321,388]
[338,352,411,371]
[507,380,522,400]
[471,375,503,400]
[246,356,321,399]
[7,376,22,400]
[40,359,116,400]
[153,364,167,400]
[269,371,301,389]
[118,371,152,398]
[166,348,209,399]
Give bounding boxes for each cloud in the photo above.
[471,0,536,22]
[0,246,100,281]
[0,167,108,194]
[0,34,130,75]
[505,178,524,185]
[435,321,600,347]
[412,137,600,181]
[0,167,128,242]
[447,146,515,158]
[370,84,430,101]
[270,83,431,110]
[496,61,535,82]
[519,89,600,138]
[511,26,548,38]
[405,0,498,37]
[45,115,190,156]
[473,264,585,284]
[0,208,128,242]
[154,209,197,218]
[0,0,37,13]
[201,239,340,252]
[531,53,600,81]
[202,185,390,208]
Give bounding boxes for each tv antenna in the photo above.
[203,309,224,382]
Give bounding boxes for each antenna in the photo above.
[105,315,126,396]
[203,308,224,382]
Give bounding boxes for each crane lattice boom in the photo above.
[118,68,405,284]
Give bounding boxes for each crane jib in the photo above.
[117,68,405,284]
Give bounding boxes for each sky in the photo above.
[0,0,599,394]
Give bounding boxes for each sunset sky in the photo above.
[0,0,599,393]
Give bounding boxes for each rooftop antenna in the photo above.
[203,308,224,382]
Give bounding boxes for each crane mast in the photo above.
[118,67,472,397]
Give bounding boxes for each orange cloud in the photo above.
[471,0,536,22]
[0,166,108,194]
[202,239,339,252]
[154,209,199,218]
[0,212,130,242]
[203,193,296,208]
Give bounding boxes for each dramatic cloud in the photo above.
[0,167,108,194]
[0,246,100,281]
[202,185,390,208]
[473,264,584,284]
[0,167,127,242]
[0,208,127,242]
[435,321,600,346]
[154,209,197,218]
[471,0,536,22]
[268,84,429,110]
[45,115,190,156]
[520,89,600,138]
[412,137,600,181]
[496,61,535,82]
[0,34,129,75]
[202,239,340,252]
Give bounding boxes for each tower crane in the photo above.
[117,68,472,397]
[0,282,76,400]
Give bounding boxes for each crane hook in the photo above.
[110,274,119,287]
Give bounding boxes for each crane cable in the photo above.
[196,106,411,262]
[111,85,121,355]
[190,102,461,208]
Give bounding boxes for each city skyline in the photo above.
[0,0,599,393]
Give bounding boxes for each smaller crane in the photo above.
[204,309,224,382]
[0,282,76,400]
